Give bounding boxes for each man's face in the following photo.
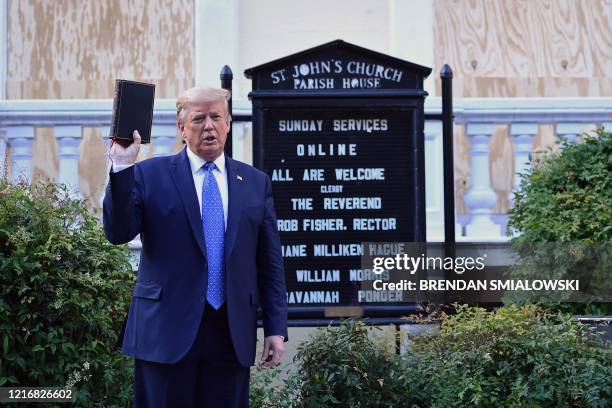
[179,100,229,162]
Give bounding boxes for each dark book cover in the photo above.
[109,79,155,144]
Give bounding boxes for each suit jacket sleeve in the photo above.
[256,175,289,341]
[103,165,144,245]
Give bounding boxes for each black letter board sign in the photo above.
[245,40,431,319]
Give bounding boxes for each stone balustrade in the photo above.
[1,97,610,242]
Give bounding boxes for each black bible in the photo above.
[109,79,155,145]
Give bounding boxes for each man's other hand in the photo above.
[110,130,141,165]
[261,335,285,368]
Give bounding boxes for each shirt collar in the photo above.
[186,147,225,175]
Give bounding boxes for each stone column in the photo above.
[151,125,177,157]
[464,123,498,240]
[55,125,82,194]
[556,122,584,144]
[510,123,537,192]
[7,126,35,183]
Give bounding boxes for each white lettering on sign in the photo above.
[323,197,382,210]
[279,120,323,132]
[294,78,334,89]
[291,198,313,210]
[320,185,344,194]
[358,290,403,302]
[291,60,336,77]
[353,218,397,231]
[303,218,346,231]
[332,119,388,133]
[282,245,306,257]
[271,169,293,181]
[277,219,298,231]
[367,243,406,256]
[350,269,389,281]
[270,60,404,88]
[334,168,385,180]
[270,69,287,84]
[313,244,363,257]
[303,169,324,181]
[287,290,340,304]
[296,144,357,156]
[346,61,403,82]
[342,77,381,89]
[296,269,341,282]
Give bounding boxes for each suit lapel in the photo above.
[224,156,244,261]
[170,148,207,259]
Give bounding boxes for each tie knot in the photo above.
[203,162,217,172]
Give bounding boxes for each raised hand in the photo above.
[110,130,142,165]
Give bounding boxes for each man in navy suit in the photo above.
[103,86,288,407]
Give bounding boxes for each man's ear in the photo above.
[177,121,185,138]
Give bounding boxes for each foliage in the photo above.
[0,180,135,406]
[507,129,612,314]
[250,363,295,408]
[293,320,416,407]
[251,306,612,407]
[411,304,612,407]
[509,128,612,242]
[250,320,418,407]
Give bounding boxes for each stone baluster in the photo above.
[556,123,583,144]
[55,125,82,194]
[7,126,35,183]
[91,126,111,212]
[151,125,177,157]
[510,123,537,192]
[464,123,498,240]
[231,121,253,164]
[0,129,7,178]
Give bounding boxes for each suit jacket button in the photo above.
[200,295,205,304]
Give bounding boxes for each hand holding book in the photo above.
[110,130,141,165]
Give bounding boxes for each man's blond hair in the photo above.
[176,87,231,124]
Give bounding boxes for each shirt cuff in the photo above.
[112,163,133,173]
[267,334,285,341]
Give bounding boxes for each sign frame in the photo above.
[245,40,432,319]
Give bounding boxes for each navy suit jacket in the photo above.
[103,148,288,367]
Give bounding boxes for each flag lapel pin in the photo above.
[237,175,243,181]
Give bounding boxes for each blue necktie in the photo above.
[202,162,225,309]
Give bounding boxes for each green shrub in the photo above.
[251,306,611,407]
[293,321,417,407]
[0,180,135,406]
[250,321,418,407]
[411,305,612,407]
[250,363,291,408]
[507,129,612,314]
[509,129,612,242]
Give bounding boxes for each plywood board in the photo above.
[434,0,612,97]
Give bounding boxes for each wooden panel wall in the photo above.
[434,0,610,218]
[7,0,193,211]
[433,0,612,98]
[7,0,194,99]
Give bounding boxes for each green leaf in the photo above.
[0,180,135,406]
